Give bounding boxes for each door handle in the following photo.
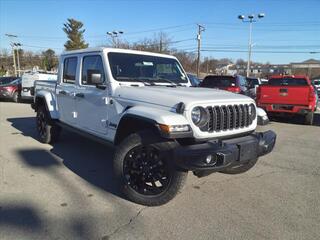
[75,92,85,98]
[59,90,67,95]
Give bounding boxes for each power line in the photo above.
[201,49,320,54]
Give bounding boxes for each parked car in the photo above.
[200,75,250,95]
[246,77,261,99]
[32,47,276,206]
[187,73,201,87]
[257,75,318,125]
[312,79,320,96]
[0,77,22,102]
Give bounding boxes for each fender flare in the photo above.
[34,90,59,119]
[114,105,191,144]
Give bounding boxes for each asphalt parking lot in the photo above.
[0,102,320,240]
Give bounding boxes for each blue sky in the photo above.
[0,0,319,64]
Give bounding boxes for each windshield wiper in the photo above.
[116,77,155,86]
[153,77,183,87]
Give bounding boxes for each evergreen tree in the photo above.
[63,18,89,50]
[42,49,57,71]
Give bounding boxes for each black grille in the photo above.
[203,104,253,132]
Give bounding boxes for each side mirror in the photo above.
[88,70,103,84]
[88,70,106,89]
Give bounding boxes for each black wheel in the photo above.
[36,105,60,144]
[304,112,314,125]
[114,130,187,206]
[219,158,258,175]
[12,91,19,103]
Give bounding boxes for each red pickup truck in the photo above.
[257,75,317,125]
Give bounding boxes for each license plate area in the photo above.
[237,140,258,162]
[272,104,293,110]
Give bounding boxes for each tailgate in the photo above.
[258,86,310,105]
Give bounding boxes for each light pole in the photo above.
[196,24,205,78]
[238,13,265,77]
[107,31,124,48]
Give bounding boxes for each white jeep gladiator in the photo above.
[32,47,276,206]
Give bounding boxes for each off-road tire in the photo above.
[304,112,314,125]
[36,105,61,144]
[219,158,258,174]
[114,130,187,206]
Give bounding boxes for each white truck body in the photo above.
[34,47,257,142]
[33,47,276,206]
[21,71,57,99]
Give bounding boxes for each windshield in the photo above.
[268,78,308,86]
[247,78,259,86]
[313,80,320,85]
[200,76,236,88]
[108,52,188,84]
[187,74,200,86]
[0,77,19,85]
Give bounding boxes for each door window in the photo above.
[63,57,77,84]
[81,55,105,85]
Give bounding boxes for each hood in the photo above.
[114,86,254,110]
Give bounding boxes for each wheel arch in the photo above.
[34,91,59,119]
[114,114,161,145]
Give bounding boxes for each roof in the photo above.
[269,75,309,79]
[291,59,320,65]
[61,47,176,59]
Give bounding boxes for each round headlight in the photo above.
[191,106,209,127]
[191,107,201,124]
[248,103,256,120]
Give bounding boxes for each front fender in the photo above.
[124,105,189,126]
[35,90,59,119]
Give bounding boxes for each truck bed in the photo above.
[258,85,310,106]
[257,76,316,114]
[34,80,57,96]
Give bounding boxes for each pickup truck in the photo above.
[32,47,276,206]
[257,75,318,125]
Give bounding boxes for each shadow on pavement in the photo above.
[269,112,320,127]
[0,205,42,231]
[7,117,121,198]
[4,117,146,239]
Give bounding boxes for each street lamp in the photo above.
[238,13,265,77]
[107,31,124,48]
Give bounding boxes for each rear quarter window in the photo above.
[268,78,308,86]
[200,76,236,88]
[63,57,77,84]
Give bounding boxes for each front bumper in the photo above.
[174,130,276,176]
[0,89,13,99]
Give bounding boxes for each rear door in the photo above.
[259,77,310,105]
[56,56,78,125]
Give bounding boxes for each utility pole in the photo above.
[5,33,18,76]
[159,36,163,53]
[238,13,265,77]
[14,43,22,77]
[10,43,17,77]
[247,21,253,78]
[196,24,205,78]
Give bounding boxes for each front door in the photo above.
[75,54,110,135]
